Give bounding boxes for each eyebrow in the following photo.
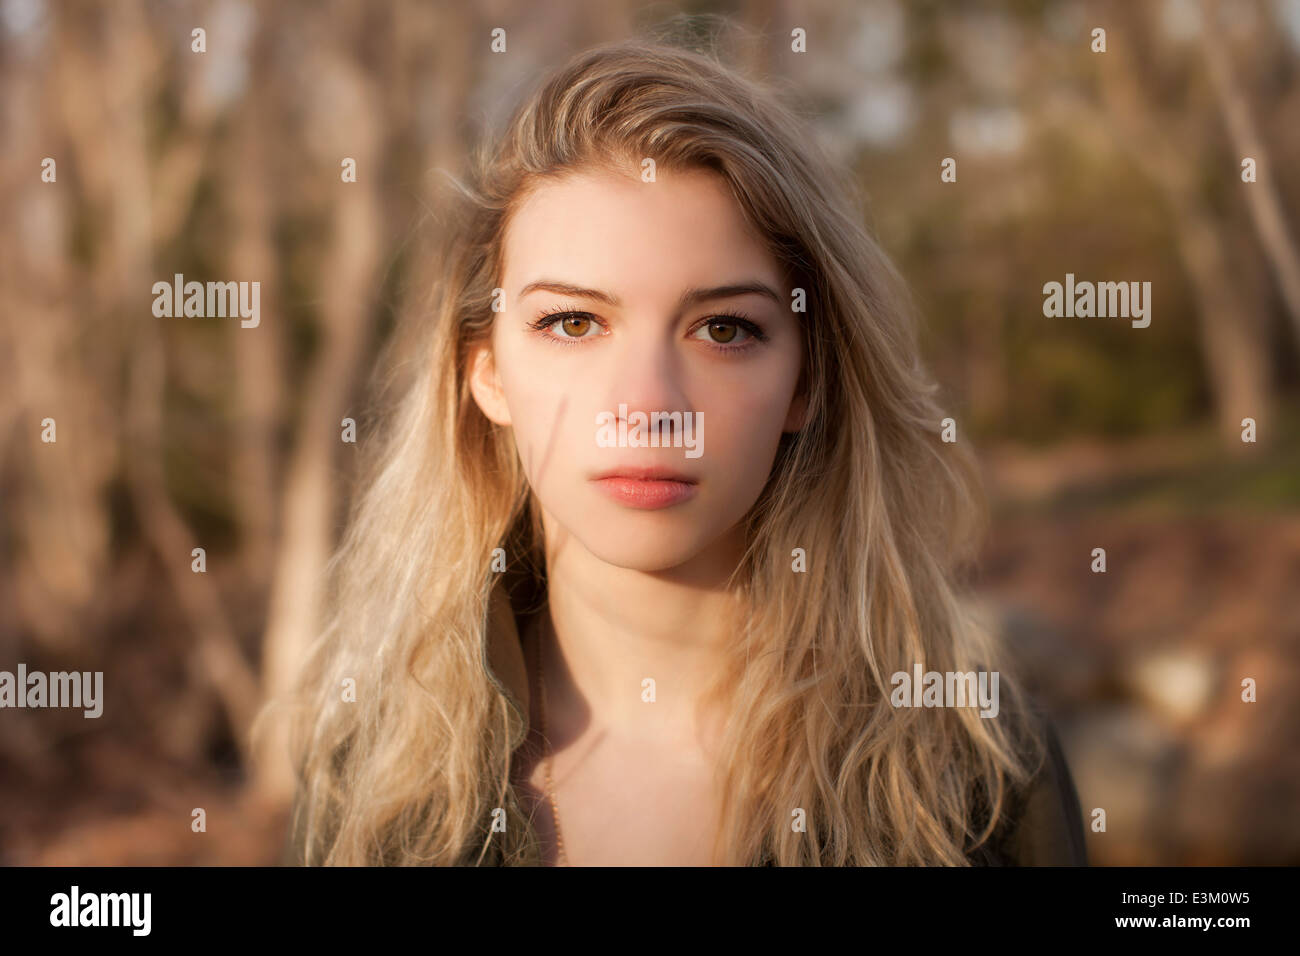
[517,279,782,310]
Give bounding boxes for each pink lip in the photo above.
[590,467,698,510]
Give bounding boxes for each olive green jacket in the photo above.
[282,580,1088,866]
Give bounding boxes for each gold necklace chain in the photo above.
[536,615,568,866]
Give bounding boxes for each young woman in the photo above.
[279,36,1087,866]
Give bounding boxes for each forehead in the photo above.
[501,165,784,299]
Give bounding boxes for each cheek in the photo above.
[695,361,798,485]
[493,343,590,477]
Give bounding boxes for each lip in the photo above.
[590,466,699,510]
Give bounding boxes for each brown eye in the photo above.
[561,315,591,337]
[689,316,761,349]
[706,321,738,343]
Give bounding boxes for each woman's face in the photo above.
[470,162,806,573]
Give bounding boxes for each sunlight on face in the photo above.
[473,162,805,573]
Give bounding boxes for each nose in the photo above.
[598,321,693,444]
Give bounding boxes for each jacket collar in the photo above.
[481,576,532,752]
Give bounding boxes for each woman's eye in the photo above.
[538,312,601,339]
[692,319,751,345]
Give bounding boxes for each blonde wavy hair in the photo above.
[277,32,1048,866]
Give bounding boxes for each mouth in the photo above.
[590,466,699,510]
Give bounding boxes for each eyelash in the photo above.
[526,304,770,353]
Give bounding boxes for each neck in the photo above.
[536,514,744,752]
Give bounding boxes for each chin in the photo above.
[572,519,716,573]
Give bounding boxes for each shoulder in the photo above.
[971,709,1089,866]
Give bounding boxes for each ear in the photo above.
[468,341,512,426]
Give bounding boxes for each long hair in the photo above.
[278,32,1047,866]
